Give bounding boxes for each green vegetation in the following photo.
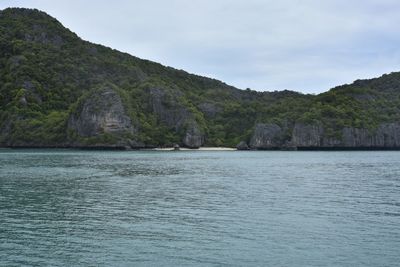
[1,7,400,147]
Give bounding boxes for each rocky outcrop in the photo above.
[149,87,190,131]
[291,122,344,148]
[198,102,221,118]
[236,141,249,150]
[377,123,400,147]
[248,121,400,150]
[291,123,324,147]
[148,87,205,147]
[0,118,12,145]
[290,122,400,149]
[68,87,137,147]
[183,122,204,148]
[342,127,374,147]
[249,123,285,149]
[342,123,400,147]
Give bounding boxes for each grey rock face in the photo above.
[183,122,204,148]
[342,127,373,147]
[198,102,221,118]
[127,139,145,149]
[25,24,64,47]
[291,122,400,148]
[236,141,249,150]
[148,87,205,147]
[17,80,43,104]
[291,123,324,147]
[342,123,400,147]
[0,118,12,145]
[68,87,134,138]
[149,87,190,131]
[378,123,400,147]
[248,121,400,150]
[249,123,284,149]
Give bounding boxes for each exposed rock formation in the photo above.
[183,122,204,148]
[149,87,189,131]
[236,141,249,150]
[291,123,324,147]
[248,121,400,150]
[291,122,400,148]
[197,102,221,118]
[291,123,342,148]
[249,123,285,149]
[342,123,400,147]
[148,87,205,147]
[68,87,136,147]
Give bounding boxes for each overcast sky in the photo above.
[1,0,400,93]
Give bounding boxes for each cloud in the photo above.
[1,0,400,93]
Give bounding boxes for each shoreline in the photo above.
[150,147,237,151]
[2,146,400,151]
[0,146,237,151]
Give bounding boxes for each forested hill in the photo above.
[1,7,400,149]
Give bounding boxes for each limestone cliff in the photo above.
[249,123,285,149]
[183,122,204,148]
[148,87,205,148]
[244,122,400,150]
[68,87,138,148]
[341,123,400,148]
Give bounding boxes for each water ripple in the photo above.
[1,150,400,266]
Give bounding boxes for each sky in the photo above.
[1,0,400,93]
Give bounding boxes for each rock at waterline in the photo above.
[236,141,250,150]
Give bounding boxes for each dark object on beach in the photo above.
[236,141,250,150]
[174,144,180,151]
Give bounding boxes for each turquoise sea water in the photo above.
[0,149,399,266]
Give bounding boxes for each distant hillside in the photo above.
[1,7,400,149]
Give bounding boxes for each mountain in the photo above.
[1,7,400,150]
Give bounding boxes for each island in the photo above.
[1,8,400,150]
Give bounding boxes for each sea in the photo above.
[1,149,399,266]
